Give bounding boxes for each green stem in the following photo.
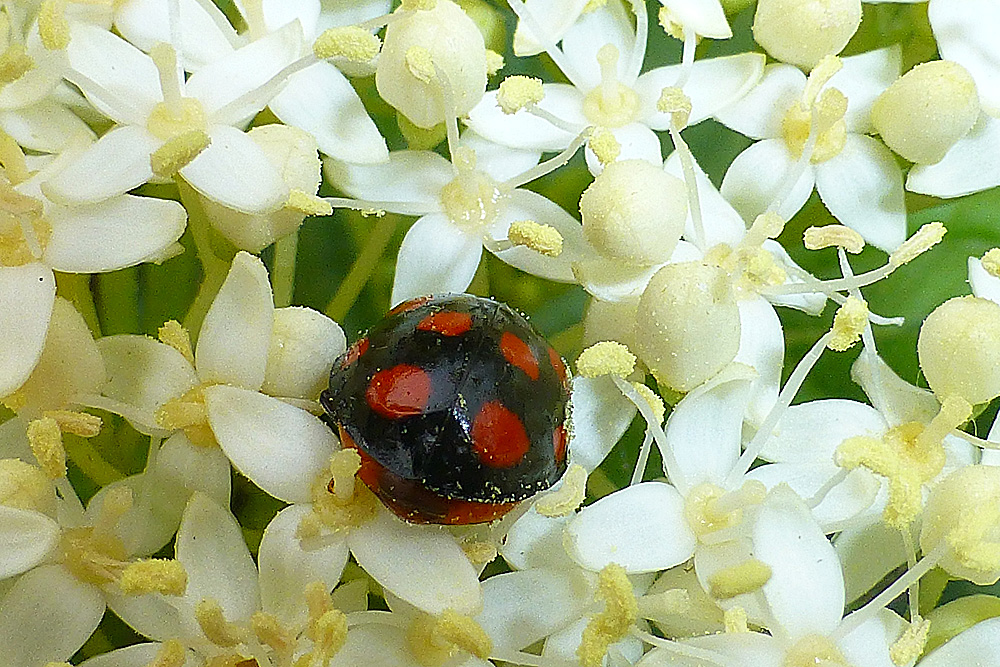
[324,214,397,321]
[178,181,231,342]
[63,434,124,487]
[94,268,140,335]
[54,272,101,336]
[272,229,299,308]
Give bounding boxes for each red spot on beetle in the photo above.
[548,346,568,385]
[501,331,539,380]
[366,364,432,419]
[417,311,473,336]
[388,296,432,317]
[341,337,369,367]
[553,424,567,463]
[471,401,530,468]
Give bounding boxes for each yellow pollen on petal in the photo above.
[589,127,620,165]
[306,609,349,663]
[0,43,33,86]
[146,98,208,142]
[158,320,195,365]
[313,26,382,63]
[38,0,71,50]
[0,458,55,513]
[286,189,333,217]
[507,219,563,257]
[44,409,102,437]
[148,639,187,667]
[27,417,66,479]
[684,481,765,539]
[578,564,638,667]
[707,559,772,600]
[890,617,930,666]
[0,130,32,185]
[461,539,498,566]
[981,249,1000,278]
[496,75,543,114]
[784,635,851,667]
[196,598,244,648]
[408,610,492,667]
[723,606,750,633]
[828,296,869,352]
[119,558,188,596]
[0,212,51,266]
[485,50,504,77]
[535,464,588,517]
[890,222,946,268]
[405,46,436,83]
[658,6,686,41]
[150,129,212,178]
[576,341,636,378]
[804,224,865,254]
[803,56,844,107]
[657,87,692,129]
[252,611,295,653]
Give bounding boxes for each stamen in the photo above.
[313,26,382,64]
[251,611,295,653]
[485,50,504,77]
[804,224,865,254]
[150,130,212,178]
[579,564,638,667]
[27,417,66,479]
[890,617,930,666]
[158,320,195,365]
[149,43,184,114]
[195,598,244,648]
[0,43,32,86]
[119,558,188,596]
[506,219,563,257]
[535,464,587,516]
[286,190,334,217]
[706,559,772,599]
[38,0,71,50]
[889,221,946,268]
[496,75,544,115]
[827,296,868,351]
[0,458,55,513]
[147,640,187,667]
[981,248,1000,277]
[576,341,636,378]
[327,449,361,502]
[589,127,621,166]
[501,126,590,190]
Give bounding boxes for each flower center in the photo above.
[781,96,847,164]
[683,481,766,541]
[0,180,49,266]
[439,148,505,229]
[582,44,640,128]
[783,635,853,667]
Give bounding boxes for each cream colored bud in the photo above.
[634,262,741,392]
[376,0,487,129]
[752,0,861,70]
[579,160,687,265]
[871,61,980,165]
[918,296,1000,405]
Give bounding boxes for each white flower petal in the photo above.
[919,616,1000,667]
[720,138,815,224]
[270,62,388,163]
[734,297,783,426]
[0,101,94,154]
[258,504,349,626]
[835,519,907,604]
[204,385,335,503]
[78,642,196,667]
[664,364,756,489]
[561,0,636,88]
[584,122,663,175]
[574,258,662,303]
[349,508,482,615]
[43,195,187,273]
[815,134,906,252]
[260,0,321,37]
[851,351,939,426]
[753,486,844,639]
[828,46,902,133]
[105,590,187,642]
[970,256,1000,305]
[545,616,646,665]
[567,375,637,473]
[501,507,574,570]
[0,564,105,665]
[459,130,541,184]
[664,151,746,248]
[837,608,904,667]
[928,0,1000,115]
[65,23,161,125]
[317,0,392,32]
[637,53,765,129]
[488,188,585,283]
[390,214,483,307]
[660,0,731,38]
[182,125,289,214]
[41,126,159,205]
[907,113,1000,198]
[714,63,805,140]
[758,399,887,462]
[512,0,590,57]
[176,493,260,625]
[466,84,587,152]
[0,506,59,578]
[264,306,346,400]
[762,239,828,314]
[115,0,238,72]
[0,263,55,397]
[565,481,697,573]
[329,622,430,667]
[196,251,274,389]
[324,150,452,210]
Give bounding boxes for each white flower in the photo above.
[716,47,907,251]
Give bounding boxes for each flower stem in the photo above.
[179,180,231,341]
[324,213,398,321]
[63,434,124,487]
[272,230,299,308]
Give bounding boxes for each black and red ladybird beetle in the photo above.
[320,294,572,525]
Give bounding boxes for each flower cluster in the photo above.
[2,0,1000,666]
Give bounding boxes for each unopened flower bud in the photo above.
[918,296,1000,405]
[752,0,861,69]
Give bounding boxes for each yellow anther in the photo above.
[578,564,638,667]
[890,617,930,666]
[496,75,544,114]
[26,417,66,479]
[119,558,188,596]
[784,635,851,667]
[0,212,51,267]
[631,382,665,424]
[44,410,102,438]
[507,219,563,257]
[658,6,685,40]
[828,296,869,352]
[310,455,379,531]
[150,130,212,178]
[890,222,946,268]
[982,249,1000,278]
[405,46,436,83]
[203,655,246,667]
[723,606,750,633]
[155,387,209,431]
[304,580,334,620]
[460,540,498,566]
[148,639,187,667]
[158,320,195,365]
[576,341,636,378]
[814,88,848,134]
[0,458,55,513]
[684,481,765,538]
[306,609,348,661]
[327,448,362,502]
[656,86,692,128]
[0,130,31,185]
[44,663,72,667]
[146,98,208,142]
[195,598,244,648]
[707,559,772,599]
[252,611,295,653]
[286,189,333,217]
[589,127,621,165]
[313,26,381,63]
[401,0,437,9]
[408,610,492,666]
[0,43,32,86]
[804,224,865,254]
[745,211,786,246]
[636,589,691,619]
[738,246,787,291]
[535,464,587,517]
[38,0,71,51]
[485,50,504,77]
[585,0,609,11]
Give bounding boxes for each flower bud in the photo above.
[871,60,980,165]
[634,262,741,392]
[579,160,687,265]
[917,296,1000,405]
[752,0,861,70]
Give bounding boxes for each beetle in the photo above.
[320,294,571,525]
